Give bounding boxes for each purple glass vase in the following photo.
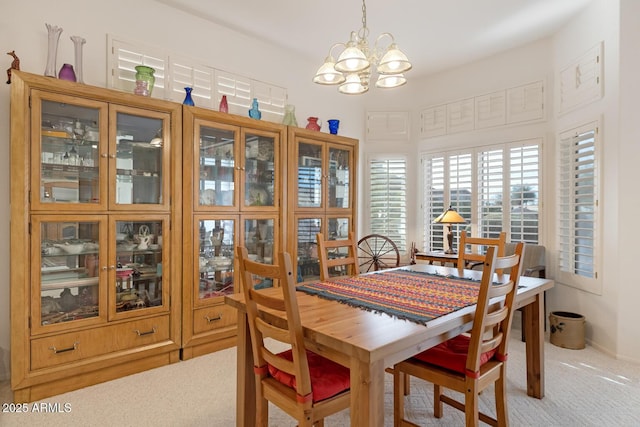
[58,63,76,82]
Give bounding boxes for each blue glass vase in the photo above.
[183,87,195,106]
[248,98,261,119]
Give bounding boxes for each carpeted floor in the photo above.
[1,332,639,426]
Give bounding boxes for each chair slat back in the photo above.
[316,231,359,281]
[465,242,525,374]
[236,246,312,397]
[457,231,506,272]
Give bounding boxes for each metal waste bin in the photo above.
[549,311,585,349]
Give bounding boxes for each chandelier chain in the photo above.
[361,0,367,30]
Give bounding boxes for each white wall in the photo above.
[551,0,623,359]
[0,0,367,381]
[616,0,640,362]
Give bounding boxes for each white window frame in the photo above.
[557,120,602,294]
[421,139,542,252]
[366,155,408,253]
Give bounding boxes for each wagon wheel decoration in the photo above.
[357,234,400,273]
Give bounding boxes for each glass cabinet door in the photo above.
[33,91,107,210]
[241,215,277,289]
[295,216,322,283]
[195,122,238,209]
[327,146,352,209]
[112,218,167,319]
[112,108,169,208]
[32,215,106,334]
[242,130,278,210]
[195,216,236,304]
[296,142,323,209]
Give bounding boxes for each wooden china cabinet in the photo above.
[181,106,286,359]
[286,127,358,283]
[10,71,183,401]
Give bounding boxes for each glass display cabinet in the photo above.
[10,71,182,402]
[182,108,285,360]
[287,128,358,283]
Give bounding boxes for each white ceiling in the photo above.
[155,0,593,78]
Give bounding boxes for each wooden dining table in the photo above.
[225,263,554,426]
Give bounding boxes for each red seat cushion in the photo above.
[413,334,497,375]
[268,349,350,403]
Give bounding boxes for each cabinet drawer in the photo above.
[31,315,170,370]
[193,305,237,334]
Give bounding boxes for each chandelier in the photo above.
[312,0,412,95]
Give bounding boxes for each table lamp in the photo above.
[433,206,466,254]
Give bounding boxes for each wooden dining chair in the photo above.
[393,242,525,427]
[316,232,359,281]
[457,230,506,272]
[236,246,351,426]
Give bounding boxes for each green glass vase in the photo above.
[133,65,155,96]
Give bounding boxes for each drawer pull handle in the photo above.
[49,342,78,354]
[134,327,157,336]
[205,314,222,323]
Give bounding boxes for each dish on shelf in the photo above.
[54,242,86,254]
[200,189,216,206]
[247,185,269,206]
[117,242,137,251]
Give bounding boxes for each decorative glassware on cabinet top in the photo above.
[248,98,261,119]
[282,104,298,126]
[58,63,76,82]
[70,35,86,84]
[219,95,229,113]
[44,23,63,78]
[133,65,155,96]
[183,87,195,106]
[306,117,321,131]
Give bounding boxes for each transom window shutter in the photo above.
[558,123,600,294]
[108,35,286,119]
[170,57,215,108]
[110,39,167,99]
[369,158,407,252]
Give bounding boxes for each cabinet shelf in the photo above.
[41,275,99,291]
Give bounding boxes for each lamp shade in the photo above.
[375,73,406,88]
[338,73,368,95]
[377,44,412,74]
[433,206,466,224]
[313,56,346,85]
[335,37,370,73]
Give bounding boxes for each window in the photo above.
[422,139,541,252]
[107,36,286,121]
[558,122,601,294]
[368,158,407,252]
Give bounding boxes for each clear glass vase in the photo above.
[71,36,86,84]
[44,23,63,78]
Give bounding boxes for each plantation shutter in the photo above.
[477,149,504,238]
[509,144,540,243]
[423,155,446,251]
[369,158,407,251]
[558,123,600,293]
